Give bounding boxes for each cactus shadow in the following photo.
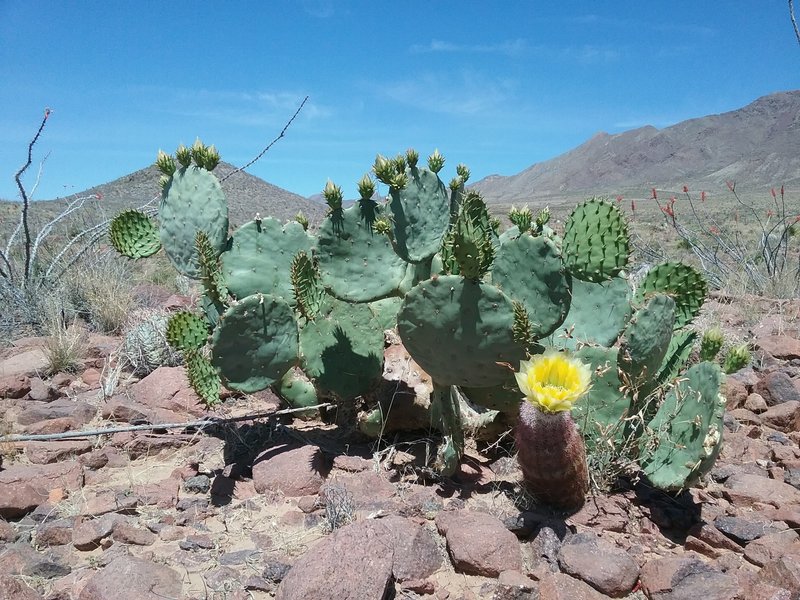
[631,479,702,545]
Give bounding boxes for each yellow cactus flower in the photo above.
[515,351,592,413]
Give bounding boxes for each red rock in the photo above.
[762,401,800,432]
[537,572,607,599]
[131,366,205,416]
[0,462,84,519]
[557,532,640,597]
[27,377,57,402]
[252,444,328,497]
[35,517,77,546]
[0,348,47,378]
[0,574,43,600]
[80,367,101,387]
[78,556,182,600]
[435,509,522,577]
[0,519,15,542]
[24,440,93,464]
[744,529,800,567]
[756,336,800,360]
[16,397,96,428]
[724,473,800,508]
[0,374,31,398]
[112,522,156,546]
[724,377,749,409]
[73,513,127,550]
[640,556,739,600]
[757,553,800,597]
[755,371,800,406]
[745,393,769,413]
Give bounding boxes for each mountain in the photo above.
[472,90,800,204]
[5,162,327,229]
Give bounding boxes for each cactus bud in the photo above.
[295,211,309,231]
[373,216,393,236]
[191,138,206,166]
[536,206,551,227]
[159,175,171,193]
[372,154,394,185]
[449,176,463,192]
[699,327,724,362]
[155,150,176,176]
[389,171,408,191]
[357,174,376,200]
[723,344,750,374]
[323,179,343,212]
[456,163,471,183]
[175,144,192,168]
[509,205,533,232]
[204,144,220,171]
[405,148,419,168]
[393,154,407,174]
[428,149,445,173]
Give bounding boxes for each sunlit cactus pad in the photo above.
[109,210,161,259]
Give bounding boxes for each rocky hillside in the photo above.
[473,90,800,204]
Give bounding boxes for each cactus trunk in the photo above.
[516,401,589,512]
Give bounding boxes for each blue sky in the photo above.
[1,1,797,201]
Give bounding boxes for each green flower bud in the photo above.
[357,174,376,200]
[405,148,419,168]
[159,174,171,193]
[393,154,407,174]
[699,327,724,362]
[723,343,750,374]
[389,171,408,190]
[509,205,533,232]
[449,176,463,192]
[295,211,309,231]
[372,154,394,185]
[323,179,343,212]
[456,163,470,183]
[204,144,220,171]
[191,138,206,166]
[373,216,393,236]
[536,206,551,227]
[428,149,445,173]
[175,144,192,168]
[155,150,176,177]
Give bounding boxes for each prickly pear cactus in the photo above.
[109,210,161,259]
[562,198,629,283]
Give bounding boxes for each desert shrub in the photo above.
[41,300,87,374]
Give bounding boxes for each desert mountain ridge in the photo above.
[471,89,800,205]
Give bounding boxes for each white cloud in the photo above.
[409,38,527,57]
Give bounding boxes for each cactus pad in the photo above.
[562,199,629,282]
[397,275,526,387]
[109,210,161,258]
[634,262,707,329]
[166,311,209,352]
[185,350,222,406]
[618,294,676,389]
[210,294,299,393]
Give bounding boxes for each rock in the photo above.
[723,473,800,508]
[0,374,31,399]
[78,556,182,600]
[0,348,47,378]
[322,471,397,514]
[332,455,373,472]
[27,377,57,402]
[379,515,442,582]
[686,522,744,553]
[762,401,800,432]
[81,367,102,388]
[639,556,739,600]
[557,532,640,597]
[0,574,43,600]
[183,474,211,494]
[435,509,523,577]
[0,543,71,579]
[0,462,84,519]
[274,520,394,600]
[16,397,96,428]
[131,366,205,416]
[714,515,786,545]
[756,336,800,360]
[537,572,607,599]
[757,553,800,597]
[35,517,77,546]
[0,519,15,542]
[111,522,156,546]
[73,513,125,550]
[24,440,93,464]
[252,444,328,497]
[724,377,749,409]
[745,393,769,413]
[755,371,800,406]
[568,494,631,533]
[744,529,800,567]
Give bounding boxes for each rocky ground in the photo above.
[1,291,799,600]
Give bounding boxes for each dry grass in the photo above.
[41,302,87,375]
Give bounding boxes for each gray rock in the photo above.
[78,556,182,600]
[557,532,640,597]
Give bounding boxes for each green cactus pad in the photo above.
[316,200,407,302]
[641,361,726,491]
[389,165,451,263]
[185,350,222,407]
[368,296,403,331]
[166,311,209,352]
[109,210,161,259]
[618,294,676,388]
[159,166,229,278]
[275,368,319,415]
[397,275,526,387]
[462,377,522,414]
[656,329,697,386]
[210,294,299,393]
[220,218,312,303]
[491,235,570,339]
[634,262,707,329]
[562,199,629,282]
[291,251,325,321]
[571,346,629,451]
[551,275,632,350]
[299,296,384,400]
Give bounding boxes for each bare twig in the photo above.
[791,0,800,46]
[3,402,333,443]
[14,108,51,284]
[220,96,309,182]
